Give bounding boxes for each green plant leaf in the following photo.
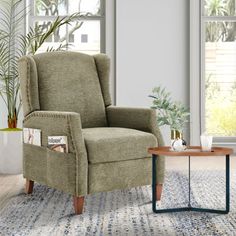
[0,0,85,128]
[149,85,190,129]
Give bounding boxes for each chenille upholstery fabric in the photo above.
[83,127,157,164]
[18,51,165,198]
[88,157,154,194]
[17,56,40,116]
[22,111,87,196]
[106,106,165,183]
[93,54,112,107]
[19,52,107,128]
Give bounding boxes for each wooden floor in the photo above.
[0,155,236,210]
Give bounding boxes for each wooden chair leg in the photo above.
[25,179,34,194]
[156,184,163,201]
[73,196,84,215]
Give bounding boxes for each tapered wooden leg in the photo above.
[73,196,84,215]
[156,184,163,201]
[25,179,34,194]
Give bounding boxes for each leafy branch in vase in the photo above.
[149,86,190,132]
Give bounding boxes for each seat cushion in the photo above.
[83,127,157,164]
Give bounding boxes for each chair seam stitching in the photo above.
[26,59,32,112]
[67,115,79,196]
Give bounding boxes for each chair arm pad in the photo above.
[106,106,164,146]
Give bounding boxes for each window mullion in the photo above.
[202,16,236,21]
[66,0,69,49]
[28,0,104,55]
[200,12,206,135]
[201,0,236,140]
[30,15,104,21]
[100,0,106,53]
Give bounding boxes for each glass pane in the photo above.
[34,21,67,53]
[68,0,101,15]
[35,0,67,16]
[204,0,236,16]
[68,21,100,54]
[204,21,236,136]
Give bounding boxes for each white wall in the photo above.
[116,0,189,107]
[116,0,190,140]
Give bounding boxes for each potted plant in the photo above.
[149,86,190,146]
[0,0,82,174]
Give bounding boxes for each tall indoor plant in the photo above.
[0,0,82,129]
[0,0,82,174]
[149,86,190,144]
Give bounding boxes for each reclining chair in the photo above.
[18,51,165,214]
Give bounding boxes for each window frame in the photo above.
[190,0,201,145]
[190,0,236,148]
[26,0,106,53]
[201,0,236,144]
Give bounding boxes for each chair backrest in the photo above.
[18,51,112,128]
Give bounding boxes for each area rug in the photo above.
[1,170,236,236]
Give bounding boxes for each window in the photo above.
[201,0,236,139]
[27,0,105,54]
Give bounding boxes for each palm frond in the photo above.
[27,12,83,54]
[0,0,83,128]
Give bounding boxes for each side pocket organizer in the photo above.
[46,149,76,195]
[23,143,47,184]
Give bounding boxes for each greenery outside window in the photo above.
[201,0,236,141]
[27,0,105,54]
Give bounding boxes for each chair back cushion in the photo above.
[31,52,107,128]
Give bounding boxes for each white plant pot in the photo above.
[0,131,23,174]
[159,125,171,146]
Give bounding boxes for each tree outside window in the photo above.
[28,0,104,54]
[203,0,236,136]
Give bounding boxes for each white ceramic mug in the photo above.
[200,135,213,151]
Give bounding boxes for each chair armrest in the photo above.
[107,106,165,183]
[24,111,85,152]
[23,110,88,196]
[106,106,164,146]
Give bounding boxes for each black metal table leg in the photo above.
[152,154,157,212]
[152,154,230,214]
[226,154,230,213]
[188,156,191,208]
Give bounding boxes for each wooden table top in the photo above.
[148,146,234,156]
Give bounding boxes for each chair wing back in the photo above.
[18,52,112,128]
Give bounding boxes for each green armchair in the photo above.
[18,52,165,214]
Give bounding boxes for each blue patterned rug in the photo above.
[1,170,236,236]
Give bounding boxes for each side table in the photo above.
[148,146,234,214]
